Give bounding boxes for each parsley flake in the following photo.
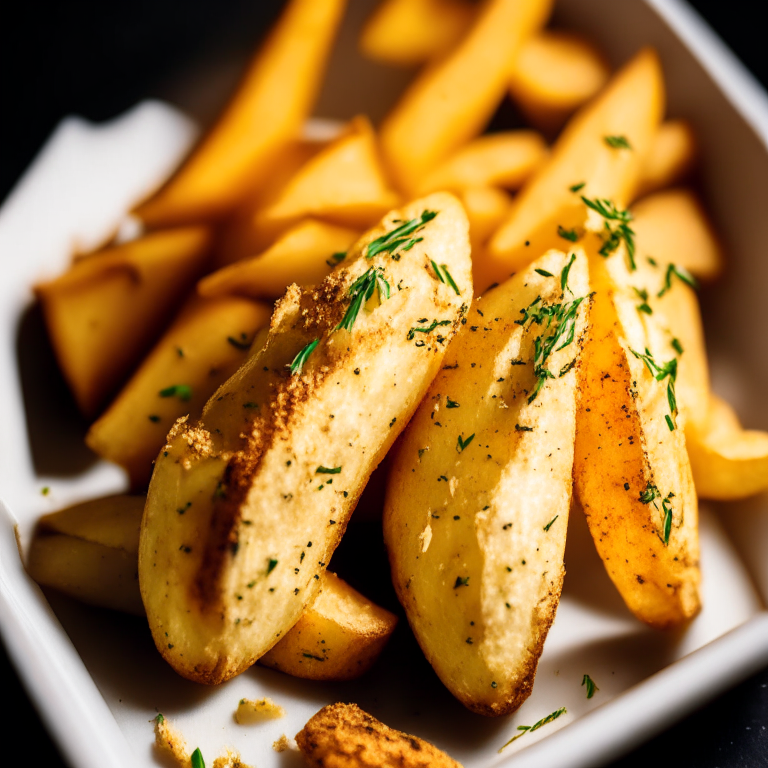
[604,135,632,149]
[582,674,599,698]
[457,433,475,452]
[316,466,342,474]
[159,384,192,402]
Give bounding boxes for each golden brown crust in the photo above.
[296,703,463,768]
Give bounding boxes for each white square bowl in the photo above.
[1,1,767,767]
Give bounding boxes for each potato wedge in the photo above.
[27,496,397,680]
[199,220,360,301]
[255,117,400,238]
[296,703,462,768]
[133,0,346,227]
[636,120,697,199]
[36,227,210,417]
[380,0,552,193]
[139,193,472,684]
[385,249,590,716]
[459,187,514,253]
[86,296,272,489]
[260,571,397,680]
[631,188,723,280]
[687,395,768,500]
[26,495,145,615]
[417,130,548,195]
[509,31,610,134]
[482,48,664,287]
[573,232,700,629]
[360,0,476,66]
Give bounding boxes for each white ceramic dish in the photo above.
[2,1,768,766]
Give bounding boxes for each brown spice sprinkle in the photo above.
[295,703,463,768]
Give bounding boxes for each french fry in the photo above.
[482,48,664,288]
[199,220,360,301]
[459,186,514,253]
[509,31,610,134]
[417,130,548,194]
[631,188,723,280]
[636,119,697,199]
[86,296,272,489]
[359,0,476,66]
[36,228,210,418]
[687,395,768,500]
[133,0,347,227]
[254,117,400,237]
[380,0,552,193]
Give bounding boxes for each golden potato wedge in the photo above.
[86,296,272,489]
[26,495,145,615]
[254,117,400,239]
[636,120,697,199]
[360,0,476,66]
[260,571,397,680]
[133,0,346,227]
[631,188,723,281]
[36,227,211,417]
[417,130,548,195]
[385,249,590,716]
[482,48,664,287]
[199,220,360,301]
[573,232,700,629]
[459,187,514,253]
[509,31,610,134]
[139,193,472,684]
[687,395,768,500]
[296,703,462,768]
[380,0,552,193]
[27,496,398,680]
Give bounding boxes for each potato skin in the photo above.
[296,703,462,768]
[573,237,700,628]
[385,249,590,716]
[139,194,472,684]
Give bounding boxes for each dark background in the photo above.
[1,1,766,766]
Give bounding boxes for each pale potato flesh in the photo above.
[573,233,700,628]
[384,249,590,716]
[139,193,472,684]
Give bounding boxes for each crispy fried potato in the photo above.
[385,249,589,716]
[380,0,552,192]
[483,48,664,286]
[417,130,548,195]
[36,227,210,417]
[260,571,397,680]
[359,0,476,66]
[296,703,462,768]
[199,220,360,302]
[133,0,346,227]
[27,495,398,680]
[255,117,400,238]
[636,120,697,199]
[573,233,700,628]
[26,495,145,615]
[631,188,723,280]
[459,187,514,252]
[687,395,768,500]
[86,296,272,489]
[509,31,610,134]
[139,193,472,684]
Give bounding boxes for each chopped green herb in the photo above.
[557,226,578,243]
[604,135,632,149]
[227,334,251,350]
[515,424,534,432]
[177,502,191,515]
[630,347,678,429]
[431,260,461,295]
[159,384,192,401]
[337,266,391,332]
[633,287,653,315]
[290,338,319,375]
[366,210,437,259]
[176,347,184,358]
[569,182,586,193]
[191,747,205,768]
[316,466,342,474]
[148,414,161,423]
[302,653,325,661]
[267,558,278,574]
[560,253,576,291]
[155,713,164,724]
[446,397,460,409]
[657,263,699,297]
[454,576,470,588]
[407,319,451,340]
[40,486,50,496]
[639,482,675,545]
[457,433,475,452]
[582,674,599,698]
[582,196,635,270]
[499,707,567,751]
[535,268,555,277]
[543,515,559,532]
[671,337,684,355]
[326,251,347,267]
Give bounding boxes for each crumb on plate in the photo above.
[235,696,286,724]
